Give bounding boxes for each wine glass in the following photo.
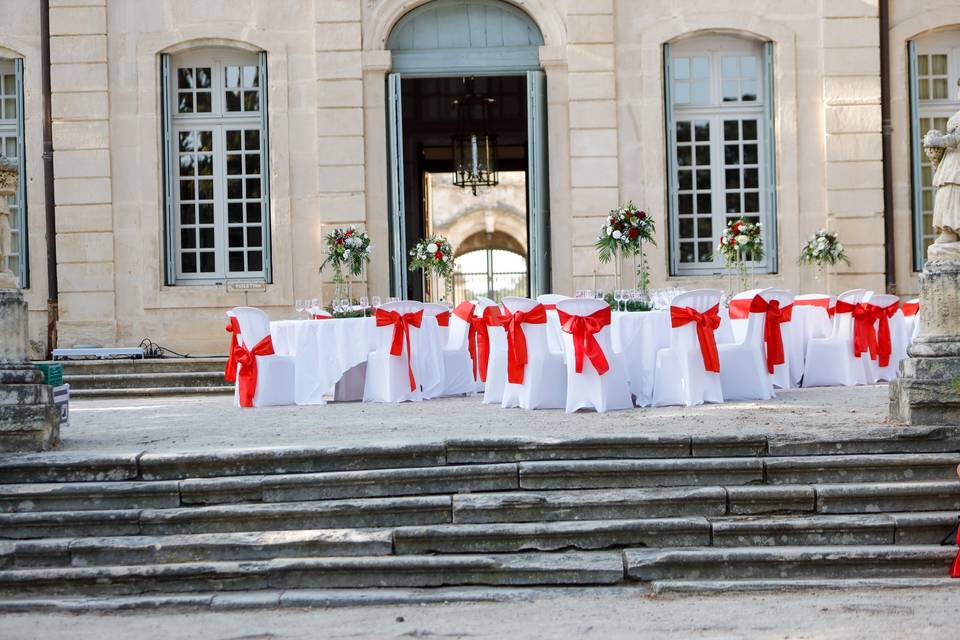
[359,296,369,317]
[294,299,305,319]
[309,298,319,317]
[371,295,381,310]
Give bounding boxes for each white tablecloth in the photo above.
[271,316,443,405]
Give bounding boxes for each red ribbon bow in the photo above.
[670,303,722,373]
[558,306,611,375]
[375,308,424,391]
[224,316,276,408]
[493,303,547,384]
[901,301,920,317]
[453,302,482,381]
[751,296,792,374]
[837,301,879,361]
[868,301,899,367]
[435,311,451,327]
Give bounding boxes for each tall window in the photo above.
[161,49,271,284]
[909,31,960,270]
[0,59,26,287]
[664,35,776,275]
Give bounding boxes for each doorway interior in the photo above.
[396,75,530,302]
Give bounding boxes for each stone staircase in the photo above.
[0,429,958,609]
[37,358,232,398]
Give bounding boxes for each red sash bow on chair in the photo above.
[837,301,879,360]
[453,302,482,381]
[375,308,424,392]
[670,304,722,373]
[434,311,451,327]
[558,306,612,375]
[901,301,920,317]
[494,304,547,384]
[224,316,276,408]
[868,302,899,367]
[751,296,792,374]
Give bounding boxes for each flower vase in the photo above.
[812,266,825,293]
[430,270,439,303]
[333,267,345,309]
[614,251,623,292]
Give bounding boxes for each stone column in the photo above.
[0,157,61,451]
[890,253,960,424]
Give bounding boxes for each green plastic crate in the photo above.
[35,363,63,386]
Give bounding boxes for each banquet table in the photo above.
[270,316,444,405]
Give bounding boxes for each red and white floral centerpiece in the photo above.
[319,225,372,306]
[717,217,763,294]
[409,234,454,302]
[595,201,656,296]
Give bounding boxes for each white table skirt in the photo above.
[270,316,443,405]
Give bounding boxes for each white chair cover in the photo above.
[499,296,567,410]
[362,300,426,403]
[789,293,835,385]
[864,293,907,383]
[802,289,871,387]
[471,299,497,393]
[556,298,632,413]
[482,302,510,404]
[538,293,570,354]
[227,307,296,407]
[902,298,920,346]
[718,289,776,401]
[754,288,796,389]
[424,302,475,398]
[651,289,724,407]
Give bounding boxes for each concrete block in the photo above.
[49,6,106,36]
[261,464,518,502]
[891,511,958,544]
[394,518,711,554]
[54,205,113,233]
[315,51,363,79]
[138,496,452,535]
[318,164,364,192]
[711,514,895,547]
[51,63,107,93]
[317,79,363,108]
[314,0,361,22]
[445,436,690,464]
[824,47,881,76]
[823,76,881,105]
[317,136,365,166]
[50,35,107,64]
[56,232,114,264]
[570,128,618,157]
[727,485,816,515]
[138,443,446,480]
[569,100,617,129]
[569,72,616,101]
[179,476,264,505]
[51,120,109,150]
[825,133,883,162]
[0,452,138,483]
[0,509,141,540]
[824,104,881,134]
[825,161,883,190]
[54,177,111,206]
[315,22,361,51]
[570,157,619,188]
[816,481,960,514]
[826,187,883,216]
[57,261,115,293]
[0,481,180,513]
[452,487,727,524]
[822,0,878,17]
[517,458,763,490]
[691,435,767,458]
[567,44,615,72]
[53,149,111,179]
[316,108,364,137]
[823,18,879,49]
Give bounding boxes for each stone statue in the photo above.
[0,154,19,289]
[923,80,960,262]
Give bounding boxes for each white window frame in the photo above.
[909,32,960,271]
[0,58,26,287]
[161,48,272,285]
[664,35,777,276]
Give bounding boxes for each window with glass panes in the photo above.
[164,49,270,283]
[0,59,25,286]
[665,35,774,274]
[909,32,960,269]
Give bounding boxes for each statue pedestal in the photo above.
[890,260,960,424]
[0,288,60,451]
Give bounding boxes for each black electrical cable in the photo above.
[138,338,221,360]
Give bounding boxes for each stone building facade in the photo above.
[3,0,959,354]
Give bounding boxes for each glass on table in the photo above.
[359,296,369,317]
[371,295,381,309]
[294,299,305,319]
[310,298,319,317]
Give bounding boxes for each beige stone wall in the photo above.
[15,0,950,354]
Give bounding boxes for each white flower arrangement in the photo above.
[798,229,849,269]
[319,225,373,280]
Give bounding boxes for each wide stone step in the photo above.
[43,358,228,376]
[624,545,956,581]
[2,529,393,568]
[70,386,233,399]
[649,577,959,594]
[394,518,711,554]
[63,372,230,391]
[0,552,625,596]
[0,480,182,513]
[0,496,451,539]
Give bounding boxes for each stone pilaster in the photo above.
[567,0,620,292]
[819,0,886,293]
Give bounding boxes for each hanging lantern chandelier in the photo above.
[451,77,499,196]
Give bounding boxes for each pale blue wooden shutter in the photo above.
[258,51,272,283]
[663,43,679,275]
[14,58,27,288]
[763,41,778,273]
[527,69,549,296]
[387,73,407,298]
[160,54,176,285]
[907,40,924,271]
